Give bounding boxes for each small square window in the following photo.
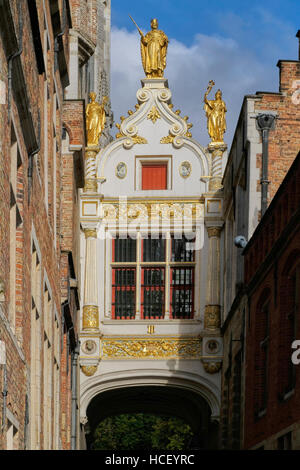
[141,163,167,190]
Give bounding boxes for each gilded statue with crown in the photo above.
[130,17,169,78]
[204,80,227,144]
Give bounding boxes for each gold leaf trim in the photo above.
[132,135,148,144]
[102,337,201,359]
[81,365,98,376]
[147,106,161,123]
[83,179,98,193]
[204,305,221,330]
[160,134,174,144]
[83,228,97,239]
[82,305,99,330]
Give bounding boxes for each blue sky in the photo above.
[110,0,300,146]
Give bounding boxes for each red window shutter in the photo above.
[142,164,167,190]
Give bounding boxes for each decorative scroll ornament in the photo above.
[160,119,193,144]
[204,305,221,330]
[147,105,161,123]
[132,135,147,144]
[102,337,201,359]
[115,122,147,145]
[82,305,99,330]
[130,17,169,79]
[86,93,108,146]
[81,365,98,377]
[160,134,174,144]
[204,80,227,144]
[202,362,222,374]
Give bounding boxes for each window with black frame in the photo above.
[112,237,136,319]
[141,238,165,319]
[254,295,270,416]
[278,262,299,398]
[111,235,195,320]
[170,237,195,319]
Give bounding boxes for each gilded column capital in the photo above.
[207,226,222,238]
[83,228,97,239]
[207,142,228,155]
[85,146,100,157]
[204,305,221,330]
[82,305,99,331]
[84,179,98,193]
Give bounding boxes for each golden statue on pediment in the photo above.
[86,92,108,146]
[130,16,169,78]
[204,80,227,144]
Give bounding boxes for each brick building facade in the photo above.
[243,152,300,449]
[221,33,300,449]
[0,0,111,450]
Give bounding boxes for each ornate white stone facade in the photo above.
[79,77,227,439]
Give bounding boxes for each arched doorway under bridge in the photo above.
[82,383,220,450]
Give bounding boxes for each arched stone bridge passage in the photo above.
[84,385,219,450]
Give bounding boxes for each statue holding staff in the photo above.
[86,92,108,146]
[204,80,227,143]
[130,16,169,78]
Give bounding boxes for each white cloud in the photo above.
[110,26,279,147]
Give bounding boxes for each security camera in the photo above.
[234,235,247,248]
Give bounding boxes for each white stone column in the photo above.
[204,226,222,331]
[164,233,170,320]
[208,143,227,191]
[82,228,99,332]
[136,232,141,320]
[84,146,99,193]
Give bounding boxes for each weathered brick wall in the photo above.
[0,21,28,450]
[69,0,98,46]
[0,0,82,450]
[243,155,300,449]
[255,61,300,203]
[63,100,86,147]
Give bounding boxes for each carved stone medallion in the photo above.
[116,162,127,179]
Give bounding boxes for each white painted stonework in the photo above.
[79,78,225,425]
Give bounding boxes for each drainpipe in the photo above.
[71,341,80,450]
[54,0,67,71]
[28,109,41,203]
[0,341,7,433]
[28,144,40,203]
[256,114,276,217]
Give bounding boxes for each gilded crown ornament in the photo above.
[130,16,169,78]
[204,80,227,144]
[86,92,108,146]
